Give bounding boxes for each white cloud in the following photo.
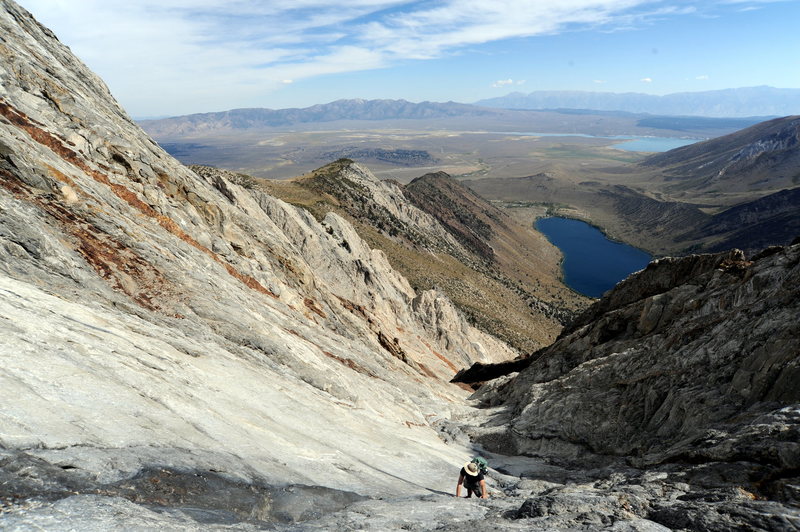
[696,75,710,80]
[516,80,526,85]
[640,77,653,83]
[492,78,515,88]
[594,79,607,84]
[18,0,712,115]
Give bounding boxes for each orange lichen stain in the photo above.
[736,487,760,500]
[45,165,83,204]
[0,99,277,299]
[45,164,79,188]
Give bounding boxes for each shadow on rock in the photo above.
[104,467,368,525]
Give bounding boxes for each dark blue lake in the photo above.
[536,217,652,298]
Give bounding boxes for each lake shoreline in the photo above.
[535,216,653,299]
[535,212,654,254]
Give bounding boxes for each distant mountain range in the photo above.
[139,99,495,136]
[476,86,800,117]
[139,94,790,139]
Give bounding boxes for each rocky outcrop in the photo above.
[264,158,586,353]
[298,159,476,265]
[471,244,799,498]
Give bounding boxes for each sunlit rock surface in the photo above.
[0,0,511,521]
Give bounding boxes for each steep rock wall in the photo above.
[480,244,799,471]
[0,0,513,500]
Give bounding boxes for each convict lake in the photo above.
[536,217,652,298]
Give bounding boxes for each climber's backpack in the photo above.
[471,457,488,475]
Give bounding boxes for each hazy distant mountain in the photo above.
[642,115,800,193]
[139,99,497,136]
[476,86,800,117]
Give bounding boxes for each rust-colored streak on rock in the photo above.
[377,330,408,363]
[0,101,79,164]
[0,170,27,195]
[321,351,378,378]
[421,339,458,372]
[454,382,477,392]
[416,362,438,379]
[45,164,79,188]
[335,295,369,321]
[0,169,168,311]
[0,99,277,299]
[304,298,327,318]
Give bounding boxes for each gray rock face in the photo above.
[474,245,800,504]
[0,0,514,522]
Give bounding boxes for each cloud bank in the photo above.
[18,0,778,115]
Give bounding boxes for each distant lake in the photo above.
[536,217,652,298]
[614,137,697,152]
[494,132,700,152]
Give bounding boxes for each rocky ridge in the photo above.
[642,115,800,193]
[403,171,580,324]
[679,187,800,253]
[260,159,585,354]
[297,159,475,265]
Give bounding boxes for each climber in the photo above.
[455,459,488,498]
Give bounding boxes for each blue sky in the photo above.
[19,0,800,117]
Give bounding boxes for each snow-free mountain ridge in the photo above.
[477,86,800,117]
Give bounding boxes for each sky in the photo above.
[19,0,800,118]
